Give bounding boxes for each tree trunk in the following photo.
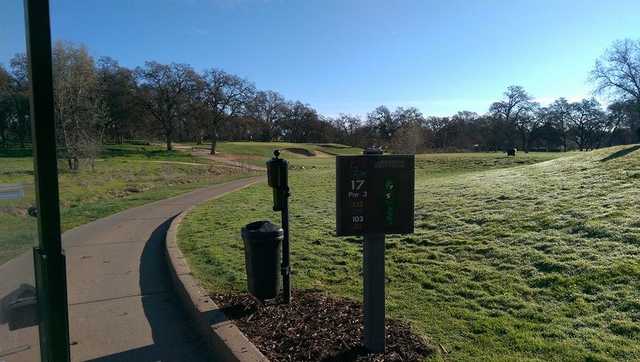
[521,130,528,153]
[68,157,79,171]
[210,130,217,155]
[165,133,173,151]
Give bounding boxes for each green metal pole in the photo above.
[23,0,71,361]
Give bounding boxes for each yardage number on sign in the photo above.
[336,155,415,236]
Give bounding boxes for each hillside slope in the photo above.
[411,145,640,360]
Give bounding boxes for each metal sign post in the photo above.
[267,150,291,303]
[23,0,71,361]
[363,232,385,352]
[336,149,414,354]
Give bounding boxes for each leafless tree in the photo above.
[246,90,287,141]
[51,42,109,170]
[592,39,640,141]
[592,39,640,104]
[201,69,255,154]
[0,65,14,148]
[567,99,607,151]
[490,85,537,151]
[1,55,32,148]
[545,98,572,151]
[135,61,200,151]
[97,57,140,144]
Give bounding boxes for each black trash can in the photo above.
[242,220,284,300]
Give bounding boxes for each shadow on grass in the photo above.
[0,148,33,158]
[102,146,184,160]
[601,145,640,162]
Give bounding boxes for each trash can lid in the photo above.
[242,220,284,241]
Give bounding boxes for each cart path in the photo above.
[0,176,263,362]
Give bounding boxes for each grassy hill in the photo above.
[174,148,640,361]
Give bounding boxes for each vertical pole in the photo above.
[281,188,291,303]
[23,0,71,361]
[363,233,385,353]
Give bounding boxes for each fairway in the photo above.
[0,145,258,264]
[178,147,640,361]
[184,141,363,167]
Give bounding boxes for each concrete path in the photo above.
[0,177,262,362]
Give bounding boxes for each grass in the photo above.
[187,141,362,166]
[0,144,259,264]
[178,147,640,361]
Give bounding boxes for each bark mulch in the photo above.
[211,290,436,362]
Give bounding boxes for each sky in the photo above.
[2,0,640,117]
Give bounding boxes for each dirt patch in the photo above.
[212,290,436,362]
[0,206,28,217]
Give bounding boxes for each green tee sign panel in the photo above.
[336,155,415,236]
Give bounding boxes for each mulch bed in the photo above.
[211,290,436,362]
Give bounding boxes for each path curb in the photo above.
[165,207,269,362]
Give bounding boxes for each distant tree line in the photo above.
[1,39,639,169]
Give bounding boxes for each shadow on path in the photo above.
[600,145,640,162]
[86,217,207,362]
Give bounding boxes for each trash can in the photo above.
[242,220,284,300]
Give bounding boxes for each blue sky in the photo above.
[2,0,640,116]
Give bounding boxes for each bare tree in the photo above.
[51,42,107,170]
[490,85,536,151]
[246,90,287,141]
[135,61,200,151]
[366,105,397,144]
[201,69,255,154]
[592,39,640,104]
[3,55,31,148]
[567,99,607,151]
[546,98,572,151]
[0,65,13,148]
[97,57,140,144]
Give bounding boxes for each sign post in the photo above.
[363,232,385,352]
[336,149,414,354]
[267,150,291,303]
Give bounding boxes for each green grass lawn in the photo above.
[0,144,259,265]
[178,147,640,361]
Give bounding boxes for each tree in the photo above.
[246,90,287,141]
[0,65,14,148]
[366,105,397,145]
[201,69,255,154]
[545,98,572,151]
[97,57,139,144]
[531,106,563,151]
[592,39,640,141]
[278,101,321,142]
[5,55,31,148]
[607,100,640,144]
[592,39,640,104]
[136,61,200,151]
[567,99,607,151]
[51,42,107,170]
[332,114,363,146]
[489,86,536,151]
